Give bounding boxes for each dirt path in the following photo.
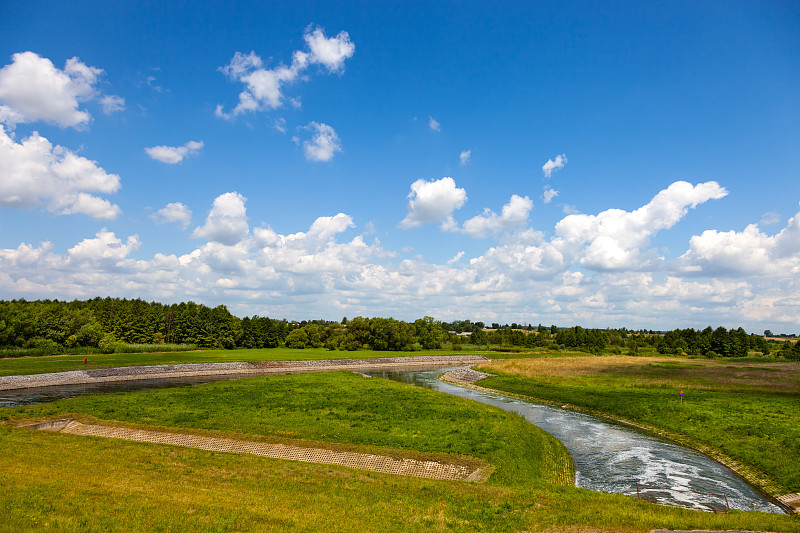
[24,418,491,483]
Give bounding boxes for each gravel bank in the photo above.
[0,355,487,391]
[440,367,494,385]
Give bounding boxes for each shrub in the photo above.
[99,333,122,354]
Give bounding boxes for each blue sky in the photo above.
[1,1,798,332]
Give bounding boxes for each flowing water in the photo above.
[364,367,784,514]
[1,364,783,513]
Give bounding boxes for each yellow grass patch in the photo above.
[479,356,800,393]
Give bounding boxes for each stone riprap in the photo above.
[440,367,494,385]
[25,419,491,483]
[0,355,487,391]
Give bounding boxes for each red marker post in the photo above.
[680,390,684,406]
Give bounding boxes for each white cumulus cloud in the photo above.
[554,181,728,271]
[301,122,341,162]
[145,140,204,164]
[151,202,192,229]
[0,125,121,219]
[308,213,355,241]
[459,149,471,166]
[428,116,440,131]
[216,26,354,119]
[462,195,533,238]
[0,52,108,129]
[676,209,800,277]
[68,229,140,263]
[303,27,356,72]
[542,154,567,178]
[400,177,467,230]
[191,192,249,245]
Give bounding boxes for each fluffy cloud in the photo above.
[302,122,341,162]
[151,202,192,229]
[400,177,467,230]
[68,230,140,263]
[553,181,727,271]
[462,195,533,238]
[0,52,109,129]
[0,125,121,219]
[191,192,249,245]
[308,213,355,241]
[145,141,204,164]
[676,210,800,277]
[303,27,356,72]
[459,149,471,166]
[428,116,440,131]
[542,154,567,178]
[216,27,354,119]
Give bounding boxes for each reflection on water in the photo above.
[0,374,251,407]
[365,367,783,514]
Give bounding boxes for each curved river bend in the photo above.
[1,365,783,514]
[364,367,783,514]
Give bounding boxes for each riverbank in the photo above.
[0,355,487,391]
[451,360,800,515]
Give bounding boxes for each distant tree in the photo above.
[415,316,445,349]
[285,329,309,349]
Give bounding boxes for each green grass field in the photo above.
[2,365,799,531]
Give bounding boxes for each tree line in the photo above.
[0,298,456,354]
[0,298,797,360]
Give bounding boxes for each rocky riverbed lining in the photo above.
[0,355,488,391]
[23,418,492,483]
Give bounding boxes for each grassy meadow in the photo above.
[1,365,799,531]
[478,355,800,495]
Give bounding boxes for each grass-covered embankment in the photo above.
[478,355,800,495]
[6,371,567,488]
[2,370,799,532]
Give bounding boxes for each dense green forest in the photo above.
[0,298,798,360]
